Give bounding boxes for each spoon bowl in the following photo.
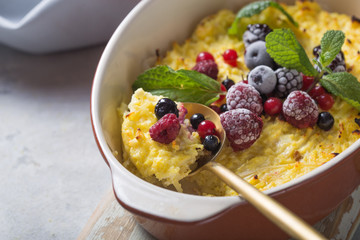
[182,102,226,174]
[183,102,326,240]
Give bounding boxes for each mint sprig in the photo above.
[265,28,360,111]
[318,30,345,69]
[321,73,360,111]
[228,1,298,38]
[265,29,318,76]
[132,65,221,105]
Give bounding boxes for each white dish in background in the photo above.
[0,0,140,54]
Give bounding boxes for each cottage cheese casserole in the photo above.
[121,1,360,196]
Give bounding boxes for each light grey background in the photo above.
[0,44,111,239]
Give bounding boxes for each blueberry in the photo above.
[190,113,205,129]
[248,65,277,94]
[203,135,220,152]
[220,104,228,113]
[155,98,179,119]
[317,112,334,131]
[222,77,235,90]
[244,41,276,70]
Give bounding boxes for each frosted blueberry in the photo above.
[244,41,276,70]
[248,65,277,94]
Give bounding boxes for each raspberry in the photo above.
[274,67,302,98]
[149,113,180,144]
[283,91,319,129]
[192,60,218,79]
[226,82,263,115]
[177,103,188,124]
[220,108,263,151]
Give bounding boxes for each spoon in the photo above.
[183,102,326,240]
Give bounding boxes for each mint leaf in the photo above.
[228,1,298,38]
[132,65,221,105]
[318,30,345,68]
[265,28,318,76]
[320,72,360,111]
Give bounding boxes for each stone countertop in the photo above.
[0,44,111,239]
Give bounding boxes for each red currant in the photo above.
[309,85,326,99]
[223,49,238,67]
[197,120,217,138]
[301,75,314,91]
[196,52,215,63]
[213,84,227,105]
[264,97,283,116]
[243,79,248,84]
[317,93,334,111]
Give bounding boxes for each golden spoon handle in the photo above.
[204,161,327,240]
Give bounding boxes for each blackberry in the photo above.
[313,45,346,73]
[243,24,272,47]
[192,60,219,79]
[155,98,179,119]
[317,112,334,131]
[274,68,302,98]
[190,113,205,129]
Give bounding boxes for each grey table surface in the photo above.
[0,43,111,239]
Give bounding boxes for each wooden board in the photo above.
[78,186,360,240]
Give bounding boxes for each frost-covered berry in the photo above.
[283,91,319,129]
[226,82,263,115]
[274,68,303,98]
[149,113,180,144]
[220,108,263,151]
[313,45,346,73]
[248,65,277,94]
[244,41,276,70]
[242,24,272,47]
[192,60,219,79]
